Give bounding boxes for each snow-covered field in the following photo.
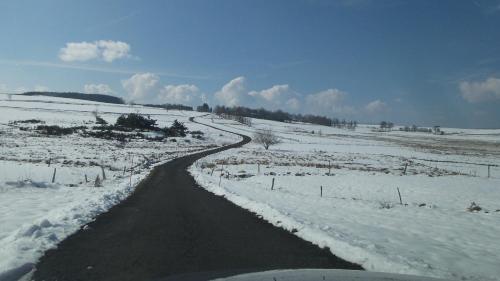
[0,94,239,278]
[190,116,500,281]
[2,93,499,281]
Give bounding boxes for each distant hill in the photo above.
[23,91,125,104]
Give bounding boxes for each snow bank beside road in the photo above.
[0,174,141,277]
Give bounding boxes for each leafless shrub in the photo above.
[200,162,216,169]
[254,129,281,150]
[379,201,394,209]
[466,202,482,212]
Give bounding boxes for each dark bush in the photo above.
[11,119,45,124]
[82,130,156,142]
[162,119,188,137]
[196,103,211,112]
[83,130,127,141]
[35,125,86,136]
[96,116,107,125]
[115,113,158,130]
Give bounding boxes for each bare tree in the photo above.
[254,129,281,150]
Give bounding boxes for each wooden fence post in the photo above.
[397,187,403,205]
[320,185,323,197]
[129,168,133,187]
[51,168,57,183]
[271,178,275,190]
[101,166,106,180]
[95,175,102,187]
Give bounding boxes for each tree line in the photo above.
[142,103,194,111]
[23,91,125,104]
[213,105,357,127]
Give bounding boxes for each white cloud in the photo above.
[248,84,297,110]
[305,88,356,115]
[305,88,348,112]
[365,99,388,114]
[306,88,345,107]
[121,73,159,100]
[59,42,99,62]
[84,83,113,95]
[214,76,246,106]
[159,84,201,105]
[97,40,131,62]
[459,77,500,103]
[285,97,300,110]
[59,40,131,62]
[248,84,290,102]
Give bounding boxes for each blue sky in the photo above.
[1,0,500,128]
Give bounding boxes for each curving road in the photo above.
[33,117,362,281]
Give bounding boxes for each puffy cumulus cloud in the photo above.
[159,84,201,105]
[97,40,131,62]
[214,76,246,106]
[121,73,159,100]
[306,88,345,107]
[215,78,299,110]
[365,99,388,114]
[59,42,99,62]
[285,97,300,110]
[305,88,354,115]
[248,84,290,102]
[248,84,302,111]
[59,40,131,62]
[84,83,113,95]
[459,77,500,103]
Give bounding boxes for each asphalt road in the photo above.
[33,118,362,281]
